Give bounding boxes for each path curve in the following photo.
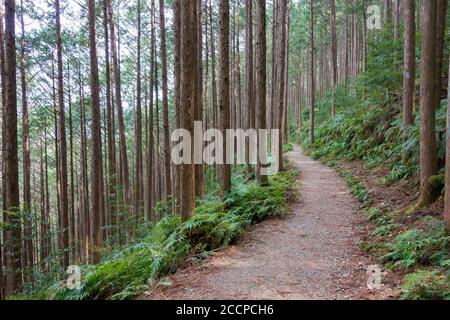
[144,145,373,300]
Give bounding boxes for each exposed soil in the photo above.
[143,145,394,300]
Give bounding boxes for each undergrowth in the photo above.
[294,29,450,300]
[337,170,450,300]
[31,171,297,300]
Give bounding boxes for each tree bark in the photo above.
[393,0,401,41]
[308,0,315,145]
[107,0,131,212]
[435,0,448,109]
[245,0,254,175]
[418,0,438,206]
[135,0,143,220]
[255,0,268,186]
[329,0,337,118]
[180,0,197,220]
[402,0,415,163]
[3,0,22,293]
[276,0,287,172]
[20,0,33,276]
[195,0,205,198]
[55,0,70,268]
[445,57,450,228]
[173,0,181,215]
[104,0,116,229]
[159,0,172,203]
[219,0,232,195]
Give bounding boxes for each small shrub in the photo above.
[381,218,450,270]
[401,269,450,300]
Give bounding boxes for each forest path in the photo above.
[144,145,374,300]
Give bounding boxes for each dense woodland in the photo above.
[0,0,448,300]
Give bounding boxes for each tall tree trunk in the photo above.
[195,0,205,198]
[55,0,69,268]
[78,67,90,263]
[88,0,104,263]
[107,0,131,212]
[435,0,448,109]
[3,0,22,294]
[209,0,218,148]
[159,0,172,203]
[402,0,415,163]
[180,0,197,220]
[135,0,143,220]
[173,0,181,215]
[219,0,232,195]
[352,0,358,77]
[283,7,290,144]
[104,0,116,230]
[147,0,156,222]
[270,1,277,130]
[418,0,438,206]
[67,66,76,260]
[329,0,337,118]
[393,0,401,41]
[308,0,315,145]
[445,57,450,228]
[43,124,51,268]
[51,57,63,261]
[0,225,3,299]
[20,0,33,277]
[256,0,268,186]
[245,0,254,175]
[276,0,287,172]
[361,0,367,71]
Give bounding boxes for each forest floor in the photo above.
[142,145,395,300]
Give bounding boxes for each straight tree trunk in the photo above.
[219,0,232,195]
[276,0,287,172]
[67,66,76,259]
[0,227,3,299]
[402,0,415,163]
[78,67,90,262]
[283,8,290,144]
[180,0,197,220]
[104,0,116,228]
[135,0,143,220]
[159,0,172,203]
[209,0,218,146]
[245,0,254,175]
[55,0,70,268]
[256,0,268,186]
[361,0,367,70]
[352,0,358,77]
[270,1,277,130]
[308,0,315,145]
[173,0,181,215]
[393,0,401,41]
[107,0,131,212]
[435,0,448,109]
[195,0,205,198]
[3,0,22,294]
[418,0,438,206]
[147,0,156,222]
[445,57,450,228]
[329,0,337,118]
[20,0,33,276]
[88,0,104,263]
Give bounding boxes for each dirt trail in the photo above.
[144,145,377,300]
